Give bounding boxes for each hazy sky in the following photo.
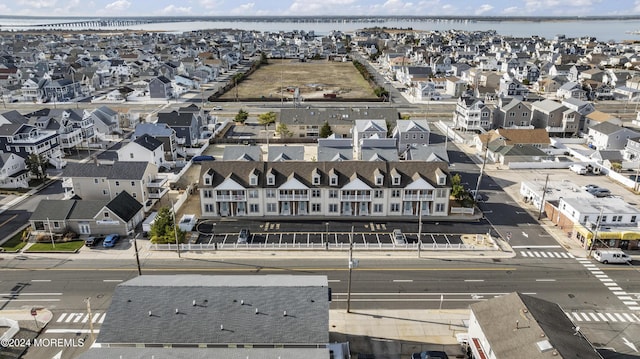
[2,0,640,17]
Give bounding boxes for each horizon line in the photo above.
[1,15,640,20]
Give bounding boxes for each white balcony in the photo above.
[148,187,169,199]
[403,194,434,201]
[147,177,168,188]
[175,137,186,145]
[216,195,246,201]
[546,126,566,133]
[340,195,372,201]
[278,194,309,201]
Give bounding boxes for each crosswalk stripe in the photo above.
[92,313,103,323]
[623,301,638,306]
[569,312,582,321]
[73,313,82,323]
[580,313,590,321]
[568,253,575,258]
[540,252,548,258]
[554,252,562,258]
[588,313,600,321]
[623,313,635,321]
[57,313,67,323]
[606,313,618,322]
[614,313,626,322]
[596,313,608,321]
[521,251,529,257]
[631,314,640,321]
[99,313,105,324]
[81,314,89,323]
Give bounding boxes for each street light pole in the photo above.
[473,136,490,202]
[347,225,354,313]
[132,236,142,276]
[537,174,549,220]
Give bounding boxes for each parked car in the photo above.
[84,236,102,247]
[569,164,587,175]
[191,155,215,163]
[581,184,600,191]
[391,229,406,244]
[588,188,611,197]
[103,234,120,248]
[412,351,449,359]
[212,106,223,111]
[593,249,631,264]
[237,229,251,244]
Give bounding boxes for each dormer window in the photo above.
[393,176,400,185]
[312,169,321,185]
[250,176,257,186]
[435,168,447,185]
[330,175,337,186]
[267,173,275,186]
[375,174,383,186]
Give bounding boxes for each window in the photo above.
[115,181,120,186]
[103,189,108,195]
[375,176,383,185]
[129,153,134,159]
[311,189,321,198]
[330,176,338,186]
[435,203,445,212]
[204,190,212,198]
[249,190,259,198]
[632,216,637,223]
[391,189,401,198]
[374,190,384,198]
[329,190,338,198]
[103,212,109,218]
[373,204,383,213]
[131,181,135,186]
[250,177,257,186]
[266,189,276,198]
[204,204,214,212]
[132,193,137,198]
[390,203,400,212]
[329,204,338,213]
[94,178,98,184]
[313,175,320,185]
[601,216,607,222]
[249,204,259,213]
[53,221,60,228]
[393,176,400,185]
[266,203,277,212]
[436,189,446,198]
[267,175,275,186]
[311,203,321,212]
[205,178,211,185]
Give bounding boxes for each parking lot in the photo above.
[192,230,468,249]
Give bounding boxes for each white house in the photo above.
[587,122,640,150]
[0,153,29,189]
[117,134,165,169]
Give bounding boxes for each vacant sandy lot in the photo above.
[220,59,376,100]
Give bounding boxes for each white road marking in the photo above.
[536,279,556,282]
[31,280,51,282]
[512,245,562,248]
[103,280,123,283]
[464,280,485,282]
[392,280,414,283]
[46,329,101,334]
[606,313,618,322]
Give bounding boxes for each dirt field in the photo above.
[220,59,376,100]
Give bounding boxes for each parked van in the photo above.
[593,249,631,264]
[569,164,587,175]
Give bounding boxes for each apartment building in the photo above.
[199,161,451,219]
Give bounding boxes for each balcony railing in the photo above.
[215,195,246,201]
[278,194,309,201]
[148,187,169,199]
[546,126,566,133]
[340,195,372,201]
[403,194,434,201]
[147,177,168,188]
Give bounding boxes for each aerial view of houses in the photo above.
[3,9,640,359]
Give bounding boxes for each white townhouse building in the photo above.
[199,161,451,219]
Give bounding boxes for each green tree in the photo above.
[258,111,277,128]
[149,207,186,244]
[450,173,466,201]
[235,108,249,124]
[275,123,293,138]
[319,122,333,138]
[26,153,48,181]
[374,86,389,98]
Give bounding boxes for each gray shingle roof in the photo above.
[134,123,175,138]
[470,293,602,359]
[30,200,76,221]
[222,145,263,161]
[267,146,305,161]
[97,275,329,345]
[63,162,150,180]
[588,121,629,135]
[133,134,163,151]
[67,200,108,220]
[76,347,330,359]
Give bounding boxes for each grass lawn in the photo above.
[26,240,85,252]
[220,59,376,100]
[0,232,28,252]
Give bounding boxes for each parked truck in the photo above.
[593,249,631,264]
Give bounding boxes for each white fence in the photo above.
[149,241,495,252]
[450,207,475,215]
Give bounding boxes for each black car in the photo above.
[84,236,102,247]
[412,351,449,359]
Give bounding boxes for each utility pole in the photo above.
[537,174,549,220]
[634,160,640,192]
[133,235,142,276]
[418,197,423,242]
[588,207,605,259]
[347,225,354,313]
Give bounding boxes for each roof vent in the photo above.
[283,310,287,317]
[175,308,179,314]
[255,308,259,314]
[148,311,152,316]
[241,299,244,305]
[193,300,196,306]
[220,324,224,331]
[536,339,553,353]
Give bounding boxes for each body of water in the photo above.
[1,17,640,42]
